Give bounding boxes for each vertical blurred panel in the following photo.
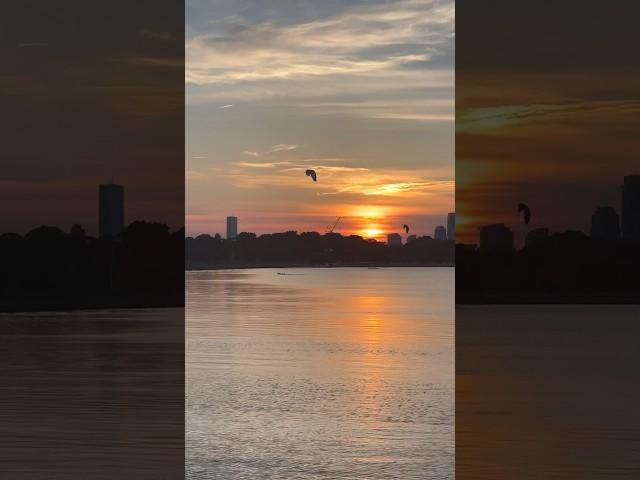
[0,1,184,478]
[457,1,640,478]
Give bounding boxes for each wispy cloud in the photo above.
[318,178,454,197]
[372,112,454,122]
[225,157,453,199]
[187,0,452,84]
[236,161,292,168]
[242,150,260,157]
[186,0,454,121]
[283,165,369,174]
[458,101,640,133]
[270,143,297,152]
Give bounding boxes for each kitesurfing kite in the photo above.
[403,224,410,234]
[305,169,317,182]
[517,203,531,225]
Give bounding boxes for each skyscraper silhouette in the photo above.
[98,183,124,238]
[387,233,402,246]
[447,212,455,241]
[226,216,238,240]
[621,175,640,240]
[434,225,447,240]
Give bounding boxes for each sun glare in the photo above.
[351,205,387,219]
[361,227,384,240]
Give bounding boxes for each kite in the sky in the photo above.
[305,169,317,182]
[517,203,531,225]
[403,224,410,234]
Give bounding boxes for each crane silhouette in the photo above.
[326,217,342,233]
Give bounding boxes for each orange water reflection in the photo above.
[187,268,454,477]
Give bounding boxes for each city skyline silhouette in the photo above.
[467,174,640,252]
[2,1,184,235]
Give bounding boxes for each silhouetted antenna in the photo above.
[326,217,342,233]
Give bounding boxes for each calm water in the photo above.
[0,308,184,479]
[186,268,454,479]
[457,305,640,479]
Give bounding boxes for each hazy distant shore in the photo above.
[186,261,454,271]
[457,293,640,305]
[0,293,183,313]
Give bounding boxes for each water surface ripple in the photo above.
[187,267,454,479]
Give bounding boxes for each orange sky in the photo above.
[186,0,455,240]
[456,1,640,246]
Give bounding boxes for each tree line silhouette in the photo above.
[186,231,454,268]
[0,222,184,311]
[457,231,640,303]
[1,225,453,310]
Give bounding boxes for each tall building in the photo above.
[590,207,620,240]
[621,175,640,240]
[434,225,447,240]
[447,212,455,241]
[98,183,124,238]
[479,223,514,253]
[387,233,402,246]
[226,216,238,240]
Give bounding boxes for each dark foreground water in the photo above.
[186,268,454,479]
[0,308,184,479]
[457,305,640,479]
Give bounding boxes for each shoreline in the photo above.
[185,262,454,271]
[457,295,640,305]
[0,294,184,314]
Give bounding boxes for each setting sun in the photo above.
[360,226,385,241]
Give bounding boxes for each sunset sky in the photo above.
[2,1,184,235]
[457,1,640,246]
[186,0,454,240]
